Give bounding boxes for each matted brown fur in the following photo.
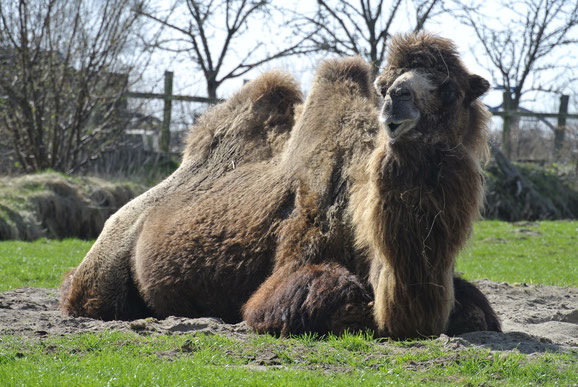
[243,263,374,336]
[351,33,497,338]
[447,277,501,335]
[132,57,379,328]
[60,71,303,320]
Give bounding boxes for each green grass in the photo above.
[0,238,92,291]
[457,220,577,286]
[0,331,576,386]
[0,220,575,292]
[0,221,576,385]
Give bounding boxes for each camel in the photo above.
[351,33,499,337]
[61,33,500,338]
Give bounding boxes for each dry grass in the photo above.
[0,172,144,241]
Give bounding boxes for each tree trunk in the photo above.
[207,77,218,101]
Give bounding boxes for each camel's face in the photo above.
[375,69,435,140]
[375,36,490,145]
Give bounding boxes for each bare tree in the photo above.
[459,0,578,158]
[140,0,314,100]
[299,0,442,73]
[0,0,150,173]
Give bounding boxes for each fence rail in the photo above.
[128,72,576,161]
[491,111,578,120]
[126,91,218,104]
[493,93,577,160]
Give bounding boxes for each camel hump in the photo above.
[184,71,303,163]
[240,71,303,111]
[315,57,374,96]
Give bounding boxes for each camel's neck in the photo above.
[375,139,482,273]
[367,139,483,337]
[381,140,450,183]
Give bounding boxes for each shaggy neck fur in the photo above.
[363,135,484,338]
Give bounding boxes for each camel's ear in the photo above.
[467,75,490,103]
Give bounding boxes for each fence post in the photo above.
[502,91,512,159]
[160,71,174,154]
[553,95,569,160]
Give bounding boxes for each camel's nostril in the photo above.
[388,122,401,132]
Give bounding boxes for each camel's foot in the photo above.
[446,276,501,335]
[243,263,375,336]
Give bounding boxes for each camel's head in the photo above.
[374,33,490,147]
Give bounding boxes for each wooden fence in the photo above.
[491,93,578,160]
[126,71,220,154]
[127,72,577,161]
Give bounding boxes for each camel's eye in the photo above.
[375,82,389,97]
[439,82,458,106]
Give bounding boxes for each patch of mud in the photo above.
[0,288,250,339]
[0,281,576,354]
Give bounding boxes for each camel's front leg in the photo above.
[373,264,455,339]
[242,263,374,336]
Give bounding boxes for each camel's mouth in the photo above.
[380,116,418,140]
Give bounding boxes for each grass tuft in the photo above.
[0,238,93,292]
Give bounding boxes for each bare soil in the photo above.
[0,280,576,354]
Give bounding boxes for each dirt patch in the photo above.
[0,280,576,354]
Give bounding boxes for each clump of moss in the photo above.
[0,173,145,241]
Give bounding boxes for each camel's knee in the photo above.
[243,263,374,337]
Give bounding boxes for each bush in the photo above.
[484,161,578,220]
